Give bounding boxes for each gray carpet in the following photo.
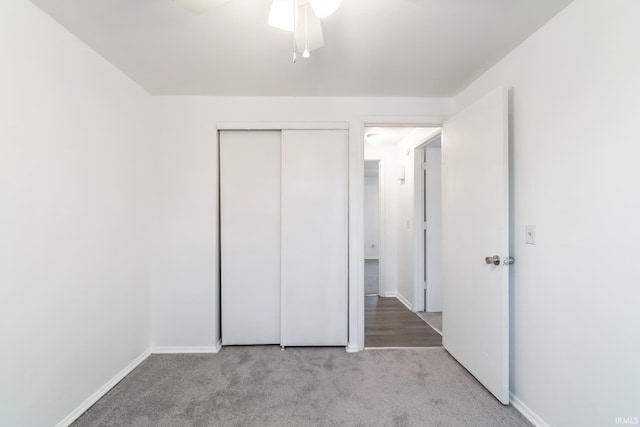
[72,347,530,427]
[365,259,379,294]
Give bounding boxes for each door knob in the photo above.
[485,255,500,266]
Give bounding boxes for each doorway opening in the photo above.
[363,125,442,348]
[364,160,380,296]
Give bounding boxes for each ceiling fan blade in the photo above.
[173,0,231,14]
[295,6,324,52]
[268,0,297,32]
[309,0,342,19]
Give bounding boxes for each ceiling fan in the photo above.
[173,0,342,61]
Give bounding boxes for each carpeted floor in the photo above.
[72,347,531,427]
[365,259,379,294]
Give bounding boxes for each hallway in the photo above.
[364,259,379,294]
[365,296,442,347]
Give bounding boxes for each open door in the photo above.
[442,87,510,404]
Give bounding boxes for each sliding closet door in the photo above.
[220,131,281,345]
[281,130,348,346]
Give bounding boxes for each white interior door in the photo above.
[442,87,510,404]
[280,130,348,346]
[220,130,281,345]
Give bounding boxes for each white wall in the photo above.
[425,144,443,312]
[364,170,380,259]
[150,101,219,349]
[396,142,415,306]
[0,1,154,426]
[152,97,454,348]
[455,0,640,425]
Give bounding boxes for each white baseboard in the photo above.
[364,257,379,260]
[150,341,222,354]
[365,346,444,350]
[345,343,360,353]
[55,349,150,427]
[395,293,413,311]
[56,342,225,426]
[381,291,397,298]
[510,392,550,427]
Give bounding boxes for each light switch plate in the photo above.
[526,225,536,245]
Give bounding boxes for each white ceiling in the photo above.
[30,0,573,96]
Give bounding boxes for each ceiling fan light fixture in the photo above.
[294,3,324,53]
[268,0,298,32]
[308,0,342,18]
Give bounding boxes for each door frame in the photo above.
[412,132,442,312]
[357,117,447,351]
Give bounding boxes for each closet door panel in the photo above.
[220,130,281,345]
[281,130,348,346]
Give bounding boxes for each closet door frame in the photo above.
[216,122,352,348]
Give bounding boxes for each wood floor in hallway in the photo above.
[365,296,442,347]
